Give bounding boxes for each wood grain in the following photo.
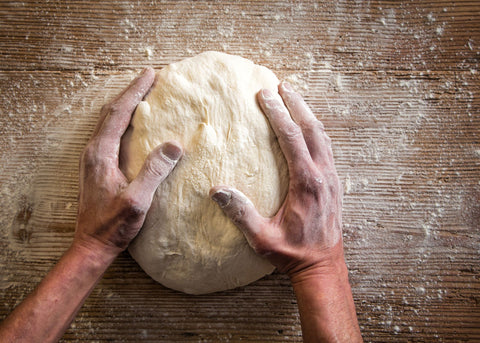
[0,0,479,342]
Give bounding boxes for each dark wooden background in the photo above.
[1,1,479,341]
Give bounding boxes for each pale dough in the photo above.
[121,51,288,294]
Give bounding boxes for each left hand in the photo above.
[74,68,183,256]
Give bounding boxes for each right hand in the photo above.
[210,82,343,277]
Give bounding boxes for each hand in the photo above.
[209,82,361,341]
[0,68,185,343]
[210,81,343,276]
[75,68,183,256]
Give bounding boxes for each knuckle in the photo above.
[326,172,341,194]
[223,192,256,227]
[108,101,123,114]
[281,123,303,142]
[305,121,328,141]
[323,132,332,145]
[144,149,178,179]
[144,155,168,178]
[120,194,146,222]
[81,140,99,167]
[101,100,123,116]
[100,103,111,115]
[81,138,113,171]
[293,166,324,198]
[314,120,326,132]
[316,170,341,199]
[228,204,247,225]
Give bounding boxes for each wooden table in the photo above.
[1,1,479,341]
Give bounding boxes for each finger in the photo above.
[126,141,183,210]
[279,82,317,124]
[278,82,333,164]
[93,67,155,137]
[257,89,312,170]
[93,67,155,142]
[209,186,267,247]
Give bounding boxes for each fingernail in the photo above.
[212,190,231,208]
[162,142,183,161]
[282,82,294,92]
[260,89,275,100]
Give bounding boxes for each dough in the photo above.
[121,51,288,294]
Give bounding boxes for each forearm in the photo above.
[0,239,117,343]
[290,248,362,342]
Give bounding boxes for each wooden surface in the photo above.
[1,1,479,341]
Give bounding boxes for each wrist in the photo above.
[70,235,120,270]
[288,241,348,284]
[289,243,362,342]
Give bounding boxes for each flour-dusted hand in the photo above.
[210,81,342,275]
[0,68,184,343]
[210,82,362,343]
[76,67,183,255]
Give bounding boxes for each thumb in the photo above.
[209,186,267,247]
[127,141,183,207]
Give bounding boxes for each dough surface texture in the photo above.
[122,51,288,294]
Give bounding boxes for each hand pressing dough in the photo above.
[121,51,288,294]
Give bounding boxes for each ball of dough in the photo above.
[121,51,288,294]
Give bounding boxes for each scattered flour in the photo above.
[0,2,478,340]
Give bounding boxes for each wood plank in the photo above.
[0,1,478,72]
[0,0,479,341]
[1,67,478,341]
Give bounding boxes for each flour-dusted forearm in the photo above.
[211,82,362,342]
[0,68,183,342]
[290,243,362,343]
[0,240,115,343]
